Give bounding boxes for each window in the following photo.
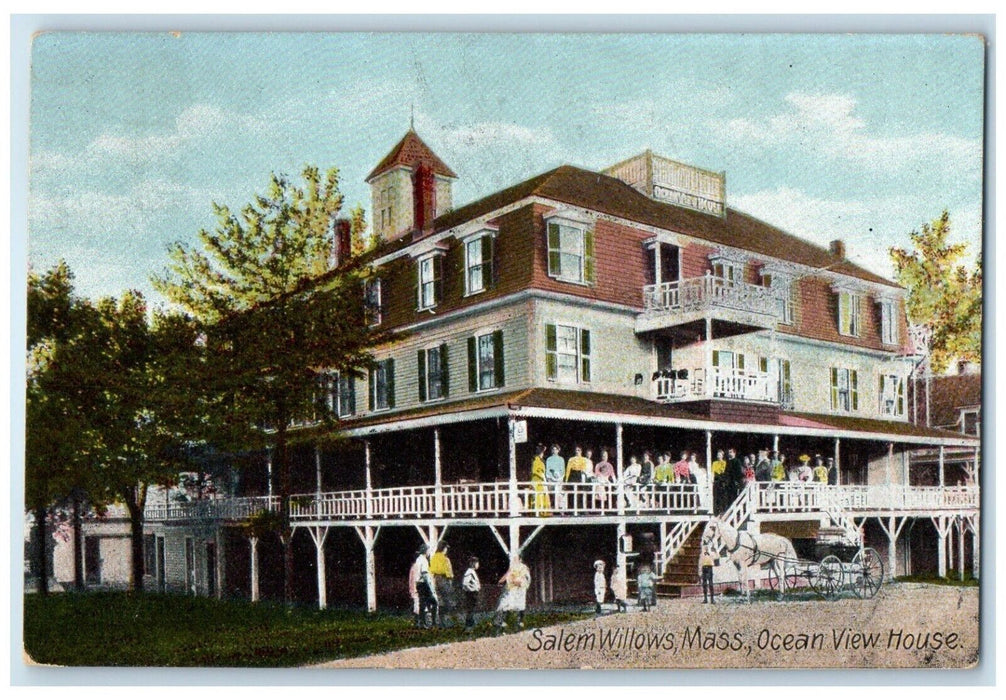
[547,220,594,284]
[878,373,905,417]
[468,330,504,392]
[417,254,443,310]
[368,359,395,411]
[418,344,449,402]
[830,367,859,412]
[879,299,899,345]
[545,324,591,384]
[762,272,795,325]
[465,233,495,295]
[364,277,382,326]
[712,260,742,286]
[327,372,356,418]
[837,290,861,337]
[712,350,745,372]
[379,185,394,234]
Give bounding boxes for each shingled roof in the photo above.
[365,129,457,182]
[367,164,899,289]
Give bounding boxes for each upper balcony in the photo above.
[636,273,783,336]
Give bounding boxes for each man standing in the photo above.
[725,448,745,510]
[429,542,454,627]
[412,545,438,629]
[754,449,773,482]
[711,449,728,512]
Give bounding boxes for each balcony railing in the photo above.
[753,482,979,514]
[642,274,782,320]
[144,496,281,522]
[654,367,779,404]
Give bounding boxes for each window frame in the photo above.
[545,212,594,285]
[830,367,859,412]
[463,230,496,297]
[468,329,504,393]
[878,373,905,418]
[761,270,796,325]
[418,344,449,403]
[369,358,394,412]
[545,323,592,385]
[837,290,862,337]
[879,298,899,345]
[416,253,443,311]
[326,371,356,419]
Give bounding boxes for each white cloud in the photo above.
[711,92,981,175]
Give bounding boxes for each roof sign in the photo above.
[605,150,726,217]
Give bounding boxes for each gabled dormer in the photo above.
[366,129,457,243]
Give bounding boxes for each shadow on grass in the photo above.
[24,592,588,667]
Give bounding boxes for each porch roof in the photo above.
[321,387,978,447]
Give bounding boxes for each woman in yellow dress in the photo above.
[531,443,552,516]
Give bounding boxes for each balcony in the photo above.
[753,482,979,515]
[654,367,779,404]
[637,274,782,335]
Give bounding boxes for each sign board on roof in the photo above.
[605,151,726,218]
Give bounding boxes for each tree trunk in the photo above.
[124,486,147,593]
[277,426,294,605]
[72,494,84,592]
[33,502,49,596]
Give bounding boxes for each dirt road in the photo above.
[310,582,979,669]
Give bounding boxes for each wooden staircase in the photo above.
[654,524,703,597]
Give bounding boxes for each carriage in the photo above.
[765,528,885,600]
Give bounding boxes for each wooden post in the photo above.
[616,423,625,516]
[705,315,713,399]
[654,242,662,287]
[958,517,965,582]
[887,516,897,579]
[249,536,260,603]
[311,526,330,610]
[509,523,520,560]
[887,442,894,485]
[358,526,380,613]
[971,515,980,579]
[706,430,713,513]
[936,516,947,578]
[508,417,518,519]
[364,440,373,519]
[315,445,323,496]
[434,428,443,518]
[834,438,841,486]
[266,451,273,499]
[938,445,945,487]
[772,434,779,454]
[215,527,224,600]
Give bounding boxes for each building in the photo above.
[142,130,980,608]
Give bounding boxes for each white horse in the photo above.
[702,517,797,602]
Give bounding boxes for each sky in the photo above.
[27,32,986,303]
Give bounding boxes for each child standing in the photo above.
[636,564,657,611]
[593,560,607,615]
[461,557,481,632]
[609,563,628,612]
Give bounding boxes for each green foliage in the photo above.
[240,509,284,539]
[890,211,982,374]
[24,592,587,666]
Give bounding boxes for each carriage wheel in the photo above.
[766,560,801,593]
[811,555,844,600]
[850,547,884,599]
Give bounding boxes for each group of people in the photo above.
[529,443,712,514]
[710,448,838,512]
[408,542,531,633]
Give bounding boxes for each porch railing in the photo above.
[642,274,782,319]
[753,483,979,514]
[144,496,281,522]
[654,367,778,403]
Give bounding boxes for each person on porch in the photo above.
[565,445,591,483]
[545,444,565,510]
[712,449,728,512]
[622,455,642,509]
[654,452,675,485]
[530,444,552,516]
[640,451,655,486]
[593,449,615,509]
[813,454,829,484]
[674,451,692,483]
[725,448,745,511]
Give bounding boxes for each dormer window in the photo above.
[878,297,899,345]
[545,211,595,285]
[464,230,496,296]
[417,253,443,310]
[760,267,795,325]
[709,252,744,287]
[833,286,862,337]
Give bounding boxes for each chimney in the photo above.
[829,239,846,259]
[333,218,352,267]
[412,162,437,234]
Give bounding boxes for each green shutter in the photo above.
[850,370,858,411]
[417,350,427,402]
[583,228,595,283]
[346,376,356,415]
[830,367,838,410]
[547,223,560,276]
[368,369,375,411]
[737,354,745,371]
[481,235,494,290]
[838,293,850,334]
[580,328,591,382]
[434,255,443,305]
[386,359,395,409]
[545,324,557,380]
[712,350,720,367]
[493,330,505,387]
[439,343,449,397]
[468,337,477,392]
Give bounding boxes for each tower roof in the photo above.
[365,129,457,182]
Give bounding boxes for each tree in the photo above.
[153,165,399,603]
[890,210,982,375]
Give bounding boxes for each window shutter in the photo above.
[737,353,745,371]
[439,343,449,397]
[368,369,375,411]
[545,323,557,380]
[482,235,495,290]
[547,223,560,276]
[838,293,848,334]
[346,376,356,415]
[584,228,595,283]
[712,350,720,367]
[830,367,837,410]
[417,350,427,402]
[850,370,858,410]
[580,328,591,382]
[434,254,443,305]
[415,260,421,308]
[493,330,505,387]
[387,359,395,409]
[468,337,477,392]
[897,377,904,415]
[645,247,656,286]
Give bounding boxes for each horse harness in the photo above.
[725,528,761,567]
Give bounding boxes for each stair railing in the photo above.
[656,520,700,575]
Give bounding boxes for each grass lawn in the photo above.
[24,592,587,667]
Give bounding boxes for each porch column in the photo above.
[215,527,225,600]
[310,526,330,610]
[508,417,518,519]
[938,445,945,487]
[971,514,980,579]
[958,517,965,582]
[616,423,625,516]
[266,451,274,499]
[934,516,948,578]
[653,242,662,286]
[834,438,841,486]
[249,536,260,603]
[772,434,779,454]
[886,442,894,485]
[434,428,443,518]
[616,520,627,590]
[315,445,323,496]
[878,516,906,580]
[706,430,713,513]
[705,316,714,399]
[364,440,373,519]
[356,526,380,613]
